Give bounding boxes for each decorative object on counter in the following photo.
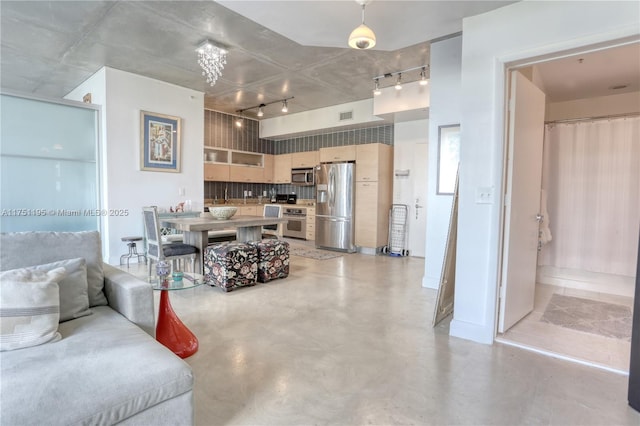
[140,111,181,173]
[196,39,227,86]
[171,271,184,283]
[209,206,237,220]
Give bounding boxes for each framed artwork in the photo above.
[140,111,181,172]
[437,124,460,195]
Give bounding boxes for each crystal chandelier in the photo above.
[196,40,227,86]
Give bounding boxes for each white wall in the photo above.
[453,0,640,344]
[424,35,462,289]
[546,91,640,121]
[260,99,383,139]
[66,67,204,264]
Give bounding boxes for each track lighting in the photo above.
[235,97,294,120]
[395,73,402,90]
[371,65,429,94]
[348,2,376,50]
[419,67,428,86]
[373,78,381,96]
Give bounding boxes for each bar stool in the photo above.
[119,236,147,267]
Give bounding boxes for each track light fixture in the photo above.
[371,65,429,94]
[395,73,402,90]
[419,67,428,86]
[373,78,381,96]
[235,97,294,125]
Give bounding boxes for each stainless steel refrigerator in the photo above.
[315,162,356,252]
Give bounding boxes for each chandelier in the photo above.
[196,40,227,86]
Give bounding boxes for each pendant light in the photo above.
[395,73,402,90]
[348,2,376,50]
[373,78,381,96]
[419,67,428,86]
[281,99,288,113]
[257,104,265,117]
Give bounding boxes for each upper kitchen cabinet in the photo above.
[291,151,319,168]
[273,154,292,183]
[356,143,393,182]
[204,163,229,181]
[263,154,274,183]
[319,145,356,163]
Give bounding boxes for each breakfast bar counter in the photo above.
[161,215,288,274]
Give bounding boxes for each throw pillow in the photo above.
[27,258,91,322]
[0,267,65,351]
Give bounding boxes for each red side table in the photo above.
[152,273,202,358]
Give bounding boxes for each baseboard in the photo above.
[537,265,634,298]
[449,319,494,345]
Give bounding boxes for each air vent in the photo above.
[339,110,353,121]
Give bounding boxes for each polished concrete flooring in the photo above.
[119,248,639,425]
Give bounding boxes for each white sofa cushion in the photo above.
[0,306,194,425]
[0,231,107,307]
[26,258,91,322]
[0,267,64,351]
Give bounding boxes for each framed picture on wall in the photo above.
[140,111,181,172]
[437,124,460,195]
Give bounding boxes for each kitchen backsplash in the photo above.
[205,182,314,203]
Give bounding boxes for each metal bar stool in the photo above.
[119,236,147,267]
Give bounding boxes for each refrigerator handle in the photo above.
[329,166,335,206]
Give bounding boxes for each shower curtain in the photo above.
[538,116,640,277]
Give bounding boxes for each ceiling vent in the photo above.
[339,110,354,121]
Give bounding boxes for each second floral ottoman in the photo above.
[204,242,258,292]
[249,239,290,283]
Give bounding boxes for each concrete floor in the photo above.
[120,248,639,425]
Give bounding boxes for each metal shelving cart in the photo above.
[382,204,409,256]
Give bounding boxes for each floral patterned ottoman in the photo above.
[248,239,290,283]
[203,242,258,292]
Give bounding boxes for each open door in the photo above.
[498,70,546,333]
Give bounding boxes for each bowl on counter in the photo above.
[209,206,237,220]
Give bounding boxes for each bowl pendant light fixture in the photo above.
[348,2,376,50]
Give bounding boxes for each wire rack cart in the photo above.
[382,204,409,256]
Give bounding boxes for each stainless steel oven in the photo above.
[282,207,307,239]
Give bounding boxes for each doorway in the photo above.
[496,42,640,373]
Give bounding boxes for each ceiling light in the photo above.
[348,2,376,50]
[257,104,265,117]
[395,73,402,90]
[373,78,381,96]
[196,40,227,86]
[235,117,243,127]
[419,67,428,86]
[281,100,288,113]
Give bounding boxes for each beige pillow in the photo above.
[0,267,65,351]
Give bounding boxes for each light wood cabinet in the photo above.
[319,145,356,162]
[204,163,229,181]
[354,143,393,250]
[229,165,263,183]
[262,154,274,183]
[273,153,292,183]
[237,205,258,216]
[356,143,393,182]
[291,151,319,168]
[306,207,316,241]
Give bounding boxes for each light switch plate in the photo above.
[475,186,494,204]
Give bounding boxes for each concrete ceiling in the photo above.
[0,0,514,120]
[1,1,636,122]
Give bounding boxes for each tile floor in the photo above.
[500,283,633,373]
[118,248,639,425]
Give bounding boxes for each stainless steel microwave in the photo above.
[291,167,315,186]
